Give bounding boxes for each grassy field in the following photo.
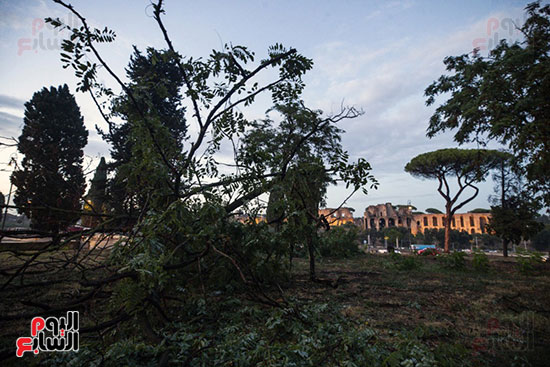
[289,253,550,366]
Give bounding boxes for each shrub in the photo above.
[389,252,421,271]
[440,251,466,270]
[472,251,490,272]
[516,249,543,275]
[318,225,359,258]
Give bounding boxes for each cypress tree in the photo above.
[11,84,88,232]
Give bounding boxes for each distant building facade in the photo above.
[363,202,491,235]
[410,212,491,235]
[232,202,491,235]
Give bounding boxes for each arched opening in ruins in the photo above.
[379,218,386,229]
[388,218,395,227]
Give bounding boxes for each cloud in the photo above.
[0,94,25,110]
[0,111,23,137]
[365,0,416,21]
[309,12,512,212]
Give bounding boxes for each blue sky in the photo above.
[0,0,534,214]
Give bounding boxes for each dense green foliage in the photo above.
[404,149,501,182]
[532,226,550,252]
[425,208,442,214]
[425,2,550,209]
[241,101,375,278]
[440,251,466,270]
[318,225,359,258]
[487,151,543,256]
[389,252,422,271]
[414,228,473,249]
[100,46,188,221]
[468,208,490,213]
[11,84,88,231]
[489,193,543,255]
[515,249,544,275]
[472,250,490,273]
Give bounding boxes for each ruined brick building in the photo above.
[234,202,491,235]
[362,203,491,235]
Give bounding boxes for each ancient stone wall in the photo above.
[410,212,491,235]
[363,203,491,235]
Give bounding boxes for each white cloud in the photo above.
[309,12,513,212]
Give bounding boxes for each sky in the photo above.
[0,0,536,215]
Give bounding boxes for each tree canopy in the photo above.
[405,148,502,251]
[99,46,188,221]
[425,208,442,214]
[11,84,88,232]
[425,2,550,209]
[488,193,543,254]
[239,101,376,279]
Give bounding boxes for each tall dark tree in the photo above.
[241,101,375,279]
[532,226,550,252]
[0,191,4,226]
[100,47,187,219]
[425,2,550,209]
[488,193,543,256]
[286,159,331,280]
[12,85,88,232]
[405,148,501,252]
[488,151,542,256]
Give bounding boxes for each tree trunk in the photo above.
[503,239,508,257]
[289,243,294,272]
[307,236,315,281]
[444,207,452,253]
[500,160,506,207]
